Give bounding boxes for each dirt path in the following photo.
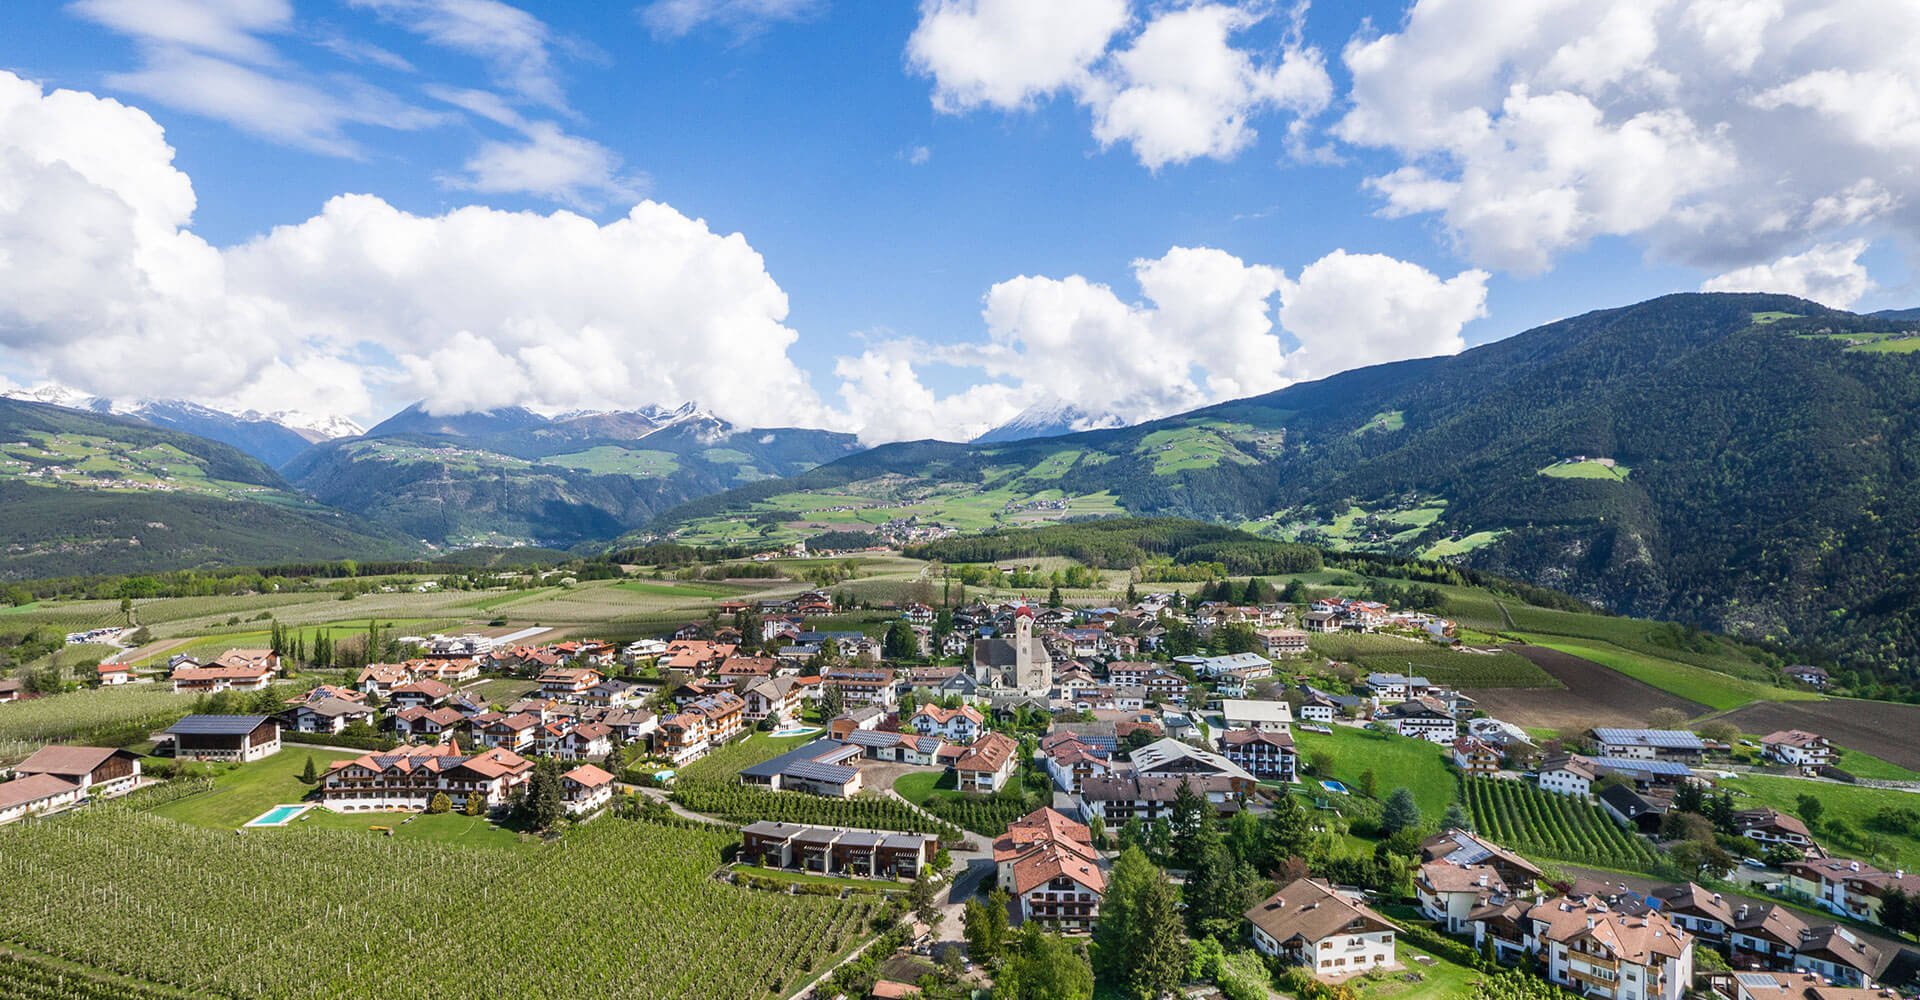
[103,636,191,666]
[1471,645,1708,732]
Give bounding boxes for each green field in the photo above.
[1850,336,1920,354]
[1523,636,1812,711]
[1418,530,1507,560]
[545,446,681,477]
[1830,748,1920,782]
[0,432,316,505]
[1293,725,1457,817]
[1721,774,1920,870]
[1539,459,1631,481]
[1136,424,1259,475]
[1354,410,1406,435]
[1306,632,1554,689]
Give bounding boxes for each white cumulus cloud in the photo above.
[838,245,1488,444]
[910,0,1331,169]
[0,70,820,430]
[1701,240,1873,309]
[1334,0,1920,282]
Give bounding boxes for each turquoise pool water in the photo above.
[246,804,311,827]
[1320,780,1350,794]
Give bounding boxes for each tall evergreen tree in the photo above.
[995,927,1093,1000]
[1380,787,1422,836]
[1093,847,1185,998]
[1260,790,1313,871]
[1183,826,1258,941]
[1169,777,1210,867]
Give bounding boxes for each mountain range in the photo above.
[0,385,363,468]
[7,291,1920,672]
[648,292,1920,672]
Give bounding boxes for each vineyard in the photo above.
[0,805,881,999]
[920,793,1039,837]
[672,781,960,839]
[0,685,205,746]
[1463,778,1662,870]
[0,951,192,1000]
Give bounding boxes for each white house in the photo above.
[1760,730,1833,769]
[1538,755,1600,799]
[1246,878,1398,980]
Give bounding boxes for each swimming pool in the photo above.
[244,804,314,827]
[768,726,823,738]
[1320,780,1350,795]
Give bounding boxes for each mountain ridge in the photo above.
[643,292,1920,674]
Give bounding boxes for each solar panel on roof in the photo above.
[784,761,860,784]
[1592,728,1703,749]
[1593,756,1694,776]
[166,714,270,735]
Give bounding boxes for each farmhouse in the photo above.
[166,715,281,762]
[321,741,533,812]
[1451,737,1503,775]
[739,821,936,879]
[1246,878,1398,978]
[1784,858,1920,928]
[1367,673,1431,700]
[1734,809,1820,858]
[1218,728,1297,782]
[356,663,412,695]
[170,661,275,693]
[476,712,541,752]
[1589,728,1705,763]
[12,745,142,799]
[1761,731,1833,769]
[96,662,133,686]
[1539,755,1602,798]
[549,721,614,761]
[0,774,84,825]
[1377,697,1459,742]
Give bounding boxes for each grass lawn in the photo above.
[1539,459,1632,481]
[735,863,905,892]
[151,749,357,829]
[1832,747,1920,782]
[1720,774,1920,871]
[613,579,743,599]
[1293,725,1458,817]
[150,749,528,849]
[1348,942,1482,999]
[1522,636,1813,711]
[468,677,539,704]
[892,769,949,806]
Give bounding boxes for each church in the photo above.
[970,605,1053,695]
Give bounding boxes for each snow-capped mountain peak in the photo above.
[2,383,105,411]
[241,410,365,442]
[973,399,1128,443]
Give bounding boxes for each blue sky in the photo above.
[0,1,1914,440]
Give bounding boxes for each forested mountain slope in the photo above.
[649,293,1920,674]
[0,399,408,579]
[284,406,863,548]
